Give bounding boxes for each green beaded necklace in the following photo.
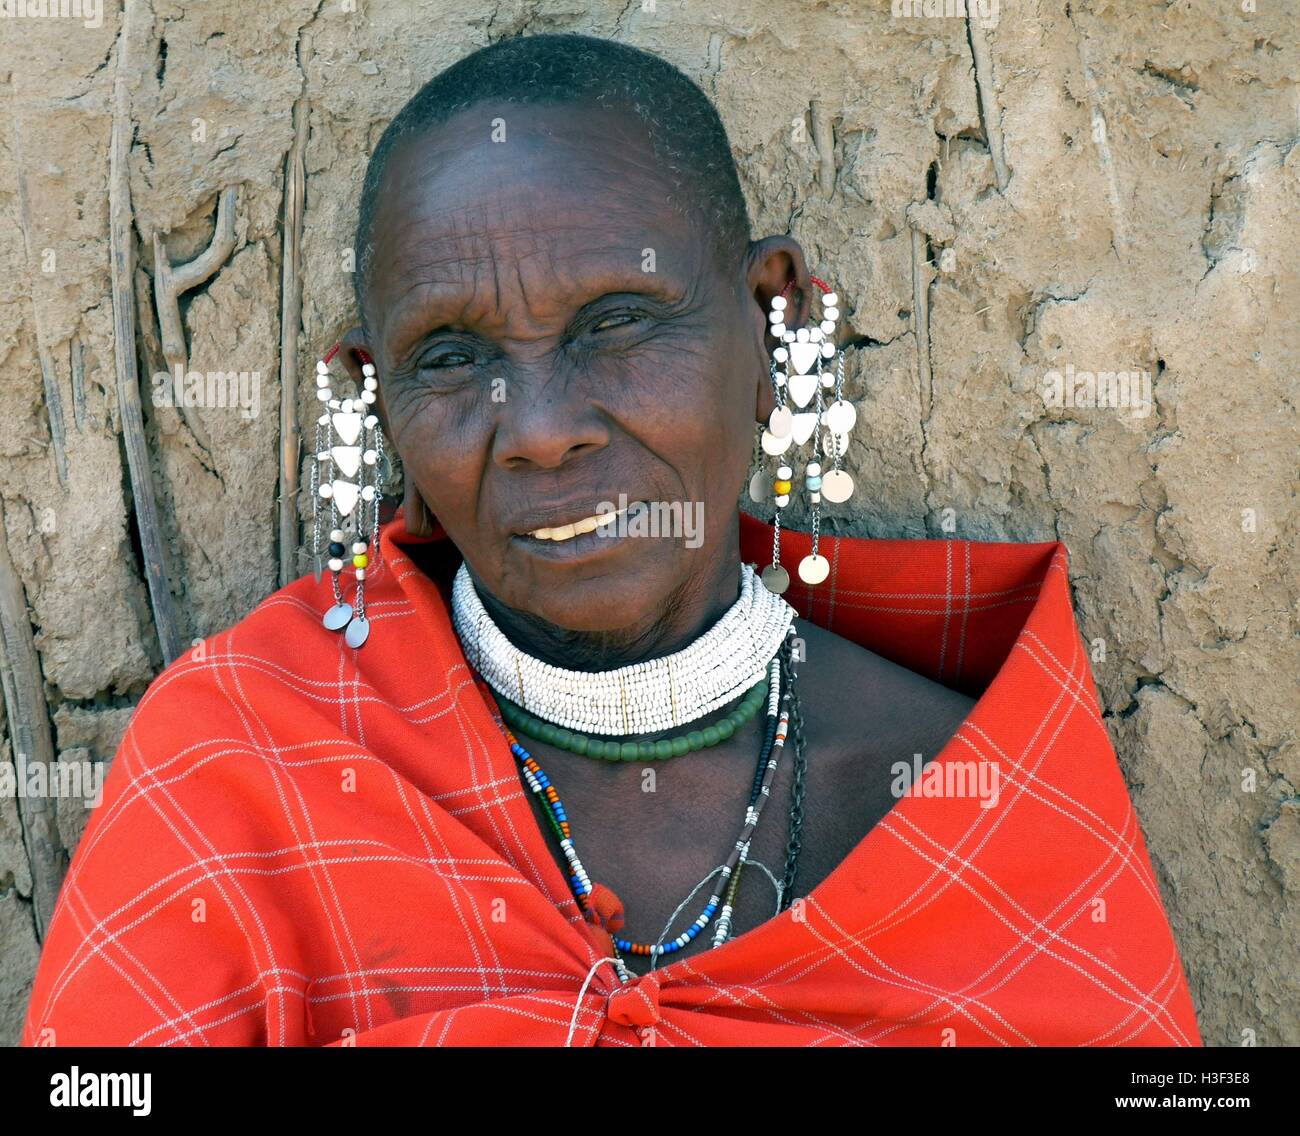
[495,668,772,761]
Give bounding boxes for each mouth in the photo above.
[510,501,645,561]
[523,501,639,542]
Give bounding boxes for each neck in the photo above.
[470,548,745,673]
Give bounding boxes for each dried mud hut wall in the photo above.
[0,1,1296,1045]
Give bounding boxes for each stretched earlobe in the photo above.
[337,326,371,385]
[403,481,435,537]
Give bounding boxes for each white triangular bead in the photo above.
[787,371,818,408]
[789,341,820,375]
[331,479,360,515]
[331,446,362,478]
[332,412,363,445]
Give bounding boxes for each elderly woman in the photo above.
[24,33,1199,1047]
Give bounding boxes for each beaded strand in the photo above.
[712,651,785,946]
[476,629,798,961]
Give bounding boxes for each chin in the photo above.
[494,536,685,634]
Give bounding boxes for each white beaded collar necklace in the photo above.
[450,560,797,737]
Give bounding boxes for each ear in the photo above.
[335,325,372,388]
[333,326,435,538]
[742,235,812,423]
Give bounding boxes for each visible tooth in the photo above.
[530,501,639,539]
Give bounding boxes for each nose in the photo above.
[490,365,612,470]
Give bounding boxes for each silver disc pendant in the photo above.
[768,406,793,438]
[760,564,790,594]
[820,469,855,503]
[748,470,767,503]
[798,553,830,584]
[323,602,353,630]
[824,398,857,434]
[761,428,791,456]
[344,616,371,648]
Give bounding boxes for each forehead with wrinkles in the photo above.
[362,101,709,352]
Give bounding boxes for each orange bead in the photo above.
[773,479,792,495]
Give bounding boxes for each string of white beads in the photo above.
[451,561,796,736]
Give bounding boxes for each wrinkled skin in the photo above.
[349,99,806,668]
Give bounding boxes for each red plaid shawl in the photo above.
[23,509,1201,1046]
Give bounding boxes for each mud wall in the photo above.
[0,0,1295,1045]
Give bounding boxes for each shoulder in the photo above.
[792,616,976,761]
[792,615,974,705]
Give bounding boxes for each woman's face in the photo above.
[360,100,775,632]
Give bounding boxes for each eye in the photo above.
[416,344,475,370]
[590,310,645,333]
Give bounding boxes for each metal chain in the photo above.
[309,418,323,576]
[323,413,346,608]
[769,356,787,410]
[809,368,826,559]
[829,350,847,474]
[353,503,368,623]
[330,502,345,608]
[371,423,385,569]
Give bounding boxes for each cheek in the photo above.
[384,392,487,517]
[612,328,752,459]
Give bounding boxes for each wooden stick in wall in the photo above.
[110,14,183,665]
[278,31,313,587]
[0,499,65,940]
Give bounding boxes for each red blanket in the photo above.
[22,509,1201,1046]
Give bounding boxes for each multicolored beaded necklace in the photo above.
[474,626,806,964]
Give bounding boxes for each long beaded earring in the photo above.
[758,276,856,595]
[311,342,386,647]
